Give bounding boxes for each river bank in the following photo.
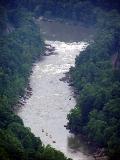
[17,18,96,160]
[59,71,108,160]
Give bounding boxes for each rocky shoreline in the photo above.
[16,85,32,109]
[44,44,58,56]
[59,72,79,99]
[60,72,108,160]
[15,43,57,111]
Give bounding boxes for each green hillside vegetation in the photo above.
[32,0,120,26]
[0,0,120,160]
[67,10,120,160]
[0,2,70,160]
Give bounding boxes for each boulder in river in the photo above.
[53,141,56,143]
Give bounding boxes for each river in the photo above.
[18,19,94,160]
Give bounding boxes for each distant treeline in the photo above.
[34,0,120,24]
[1,0,120,26]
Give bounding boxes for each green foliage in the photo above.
[0,2,69,160]
[26,0,119,27]
[0,1,120,160]
[67,107,82,133]
[67,9,120,160]
[0,129,25,160]
[39,145,70,160]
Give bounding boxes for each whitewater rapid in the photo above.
[18,40,94,160]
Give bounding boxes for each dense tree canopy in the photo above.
[67,8,120,160]
[0,1,70,160]
[0,0,120,160]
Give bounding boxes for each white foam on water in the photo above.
[18,41,94,160]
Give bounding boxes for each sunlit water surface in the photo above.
[18,20,94,160]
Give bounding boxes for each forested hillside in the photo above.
[29,0,120,26]
[0,0,120,160]
[0,1,70,160]
[65,2,120,160]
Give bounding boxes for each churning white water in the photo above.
[18,40,94,160]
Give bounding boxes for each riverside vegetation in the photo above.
[67,11,120,160]
[0,1,71,160]
[0,0,120,160]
